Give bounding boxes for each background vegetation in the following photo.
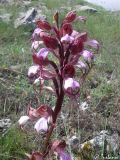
[0,0,120,159]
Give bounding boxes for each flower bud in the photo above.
[64,10,76,23]
[70,38,84,54]
[62,23,73,35]
[36,20,52,30]
[62,64,75,78]
[42,35,58,49]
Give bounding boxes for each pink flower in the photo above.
[86,39,99,50]
[52,140,72,160]
[75,61,87,73]
[34,105,53,133]
[61,34,74,44]
[64,10,76,23]
[59,152,72,160]
[32,28,43,41]
[82,50,94,62]
[27,106,39,119]
[32,41,43,50]
[64,78,80,96]
[71,30,79,38]
[32,48,50,66]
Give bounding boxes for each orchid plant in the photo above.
[18,11,99,160]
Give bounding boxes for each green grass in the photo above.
[0,0,120,159]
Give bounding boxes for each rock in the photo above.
[0,0,14,4]
[69,135,79,150]
[74,5,97,13]
[0,118,11,133]
[14,7,46,28]
[80,130,119,153]
[79,101,89,111]
[23,0,31,6]
[0,13,11,23]
[14,8,37,28]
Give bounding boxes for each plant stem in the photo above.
[43,78,64,157]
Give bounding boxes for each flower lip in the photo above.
[76,61,87,69]
[71,30,79,38]
[82,50,94,62]
[32,28,43,41]
[28,65,40,78]
[32,41,43,50]
[32,48,50,66]
[64,78,80,96]
[61,34,74,44]
[59,151,72,160]
[52,140,72,160]
[34,117,48,133]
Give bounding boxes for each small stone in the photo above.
[0,119,11,133]
[69,136,79,149]
[80,130,119,153]
[14,7,46,28]
[79,101,89,111]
